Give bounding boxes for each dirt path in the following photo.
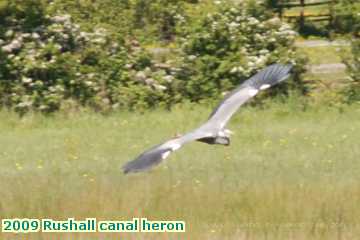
[295,40,350,48]
[309,63,346,74]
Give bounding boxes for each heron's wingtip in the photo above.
[123,167,131,174]
[122,161,139,174]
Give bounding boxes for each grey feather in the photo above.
[122,64,292,174]
[123,130,210,174]
[206,63,292,128]
[123,144,172,174]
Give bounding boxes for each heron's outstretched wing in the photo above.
[207,64,292,129]
[122,130,210,174]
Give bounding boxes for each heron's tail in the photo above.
[243,63,292,89]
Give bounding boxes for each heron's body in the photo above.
[122,64,293,174]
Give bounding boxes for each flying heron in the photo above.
[123,64,292,174]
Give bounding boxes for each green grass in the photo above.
[1,103,360,239]
[297,46,349,65]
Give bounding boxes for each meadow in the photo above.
[0,101,359,239]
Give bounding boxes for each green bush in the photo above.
[180,1,307,101]
[47,0,132,35]
[133,0,186,41]
[0,0,46,32]
[333,0,360,35]
[343,40,360,103]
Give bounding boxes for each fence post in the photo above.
[300,0,305,29]
[329,0,335,29]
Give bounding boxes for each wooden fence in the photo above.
[275,0,338,27]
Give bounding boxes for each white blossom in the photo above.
[22,77,32,83]
[5,30,14,37]
[85,81,93,86]
[153,84,167,91]
[188,55,197,60]
[248,17,260,25]
[163,75,174,83]
[228,21,240,29]
[2,44,13,52]
[259,49,269,55]
[52,14,71,23]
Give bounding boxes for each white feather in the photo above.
[162,151,171,159]
[171,143,181,151]
[248,89,259,96]
[260,84,271,90]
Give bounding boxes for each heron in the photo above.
[123,64,292,174]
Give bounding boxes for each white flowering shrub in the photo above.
[0,8,178,112]
[0,13,112,111]
[180,1,306,101]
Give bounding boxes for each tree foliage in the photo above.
[180,2,306,101]
[0,0,307,113]
[333,0,360,35]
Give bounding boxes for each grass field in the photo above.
[297,45,347,66]
[0,102,360,239]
